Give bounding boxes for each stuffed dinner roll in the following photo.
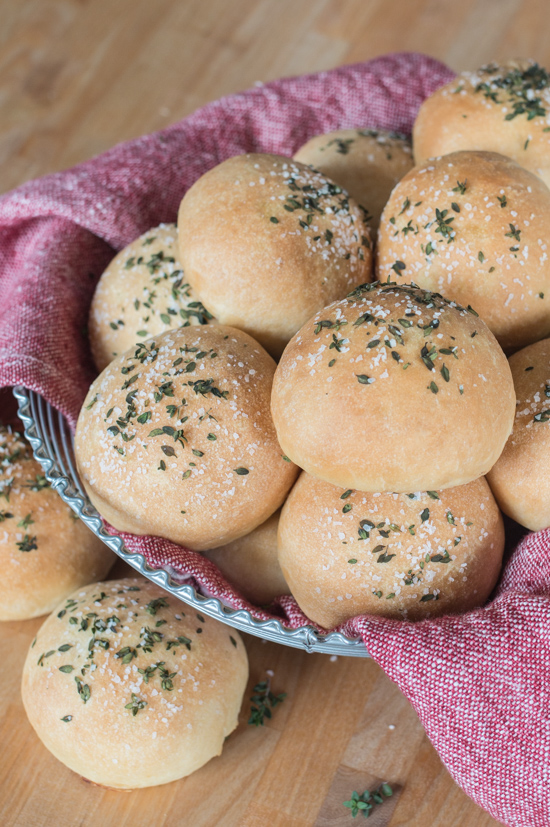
[75,326,298,551]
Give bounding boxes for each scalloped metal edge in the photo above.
[13,386,367,657]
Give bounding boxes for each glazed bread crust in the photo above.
[21,578,248,788]
[177,153,373,358]
[376,151,550,351]
[271,282,515,493]
[413,60,550,189]
[487,337,550,529]
[294,128,413,230]
[278,472,504,628]
[75,325,298,551]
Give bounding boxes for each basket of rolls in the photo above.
[5,51,550,825]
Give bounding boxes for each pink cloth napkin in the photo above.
[0,51,545,826]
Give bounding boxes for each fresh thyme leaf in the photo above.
[16,534,37,552]
[145,597,168,615]
[75,677,91,703]
[343,784,393,818]
[125,693,147,716]
[248,678,286,726]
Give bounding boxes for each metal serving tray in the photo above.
[14,386,368,657]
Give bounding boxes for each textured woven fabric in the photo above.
[0,51,546,825]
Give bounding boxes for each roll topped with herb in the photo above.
[413,60,550,189]
[0,427,113,621]
[271,281,515,493]
[278,473,504,628]
[21,577,248,789]
[177,153,373,358]
[294,128,413,230]
[376,151,550,351]
[488,338,550,530]
[75,325,298,550]
[89,224,214,372]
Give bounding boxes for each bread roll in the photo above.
[204,510,289,605]
[21,577,248,788]
[413,60,550,189]
[294,128,413,230]
[89,224,214,372]
[75,325,298,551]
[376,151,550,351]
[278,472,504,628]
[487,338,550,529]
[177,153,373,358]
[271,281,515,493]
[0,427,113,621]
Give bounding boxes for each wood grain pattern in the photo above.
[2,0,545,823]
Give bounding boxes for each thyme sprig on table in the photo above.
[343,784,393,818]
[248,678,286,726]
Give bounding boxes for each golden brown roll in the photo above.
[278,472,504,628]
[413,60,550,189]
[0,427,113,621]
[294,128,413,230]
[376,151,550,351]
[271,281,515,493]
[89,224,214,372]
[22,577,248,789]
[487,338,550,529]
[75,325,298,551]
[177,153,373,358]
[204,509,289,605]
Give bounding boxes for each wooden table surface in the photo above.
[3,1,549,824]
